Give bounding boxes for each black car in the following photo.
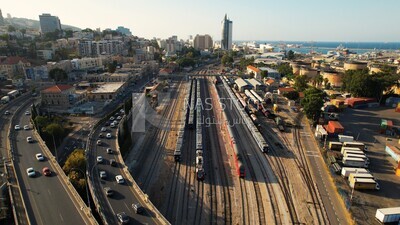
[132,203,144,214]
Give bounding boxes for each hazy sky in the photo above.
[2,0,400,42]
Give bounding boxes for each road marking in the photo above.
[59,214,64,222]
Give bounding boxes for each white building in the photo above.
[71,58,104,70]
[78,40,124,56]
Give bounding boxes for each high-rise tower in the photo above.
[39,13,62,33]
[221,14,232,50]
[0,9,5,25]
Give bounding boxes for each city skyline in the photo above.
[2,0,400,42]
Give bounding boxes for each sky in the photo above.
[2,0,400,42]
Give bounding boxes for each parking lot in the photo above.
[331,106,400,225]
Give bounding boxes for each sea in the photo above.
[239,41,400,54]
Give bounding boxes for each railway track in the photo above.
[291,125,328,225]
[140,80,183,191]
[239,178,251,225]
[203,78,232,225]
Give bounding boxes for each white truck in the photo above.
[341,167,369,178]
[338,134,354,143]
[342,157,368,168]
[349,178,379,190]
[375,207,400,223]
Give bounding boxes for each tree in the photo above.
[260,70,268,79]
[49,68,68,82]
[277,63,293,78]
[63,149,86,174]
[283,91,300,101]
[44,123,65,140]
[221,54,233,66]
[64,30,74,38]
[34,116,50,131]
[287,50,295,60]
[107,61,117,73]
[294,75,309,92]
[301,87,325,122]
[341,69,399,99]
[8,25,16,32]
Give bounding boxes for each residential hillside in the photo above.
[4,17,81,31]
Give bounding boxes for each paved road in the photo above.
[87,74,162,224]
[12,103,89,225]
[300,120,350,225]
[0,95,35,225]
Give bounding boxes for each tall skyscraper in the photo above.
[39,13,62,33]
[0,9,4,25]
[193,34,213,50]
[221,14,232,50]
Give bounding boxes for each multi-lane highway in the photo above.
[11,102,91,225]
[87,75,165,225]
[0,95,31,225]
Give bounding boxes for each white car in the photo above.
[116,116,122,120]
[101,127,107,132]
[35,153,45,161]
[106,148,113,154]
[26,136,33,143]
[4,110,10,115]
[96,140,102,146]
[14,125,21,130]
[110,123,116,128]
[113,120,119,125]
[26,168,35,177]
[24,125,30,130]
[115,175,125,184]
[106,133,112,139]
[109,116,115,121]
[99,171,107,179]
[96,156,103,163]
[25,111,31,115]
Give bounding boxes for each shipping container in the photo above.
[342,157,368,168]
[343,142,366,151]
[338,134,354,143]
[345,97,376,108]
[341,167,369,178]
[349,178,379,190]
[375,207,400,223]
[327,121,344,134]
[329,141,343,151]
[348,173,374,183]
[341,146,365,154]
[385,145,400,162]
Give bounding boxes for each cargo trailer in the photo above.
[1,96,10,104]
[375,207,400,223]
[329,141,343,151]
[341,167,369,178]
[338,134,354,143]
[343,142,366,151]
[349,178,379,190]
[341,146,364,155]
[385,145,400,162]
[342,157,368,168]
[348,173,374,183]
[344,154,369,163]
[343,149,365,156]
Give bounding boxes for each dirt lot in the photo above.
[330,106,400,225]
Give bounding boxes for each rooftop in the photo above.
[42,84,74,93]
[247,65,261,73]
[0,56,29,65]
[90,82,124,94]
[235,78,252,88]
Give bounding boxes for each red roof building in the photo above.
[0,56,31,78]
[42,84,74,93]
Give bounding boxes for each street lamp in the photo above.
[70,167,91,210]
